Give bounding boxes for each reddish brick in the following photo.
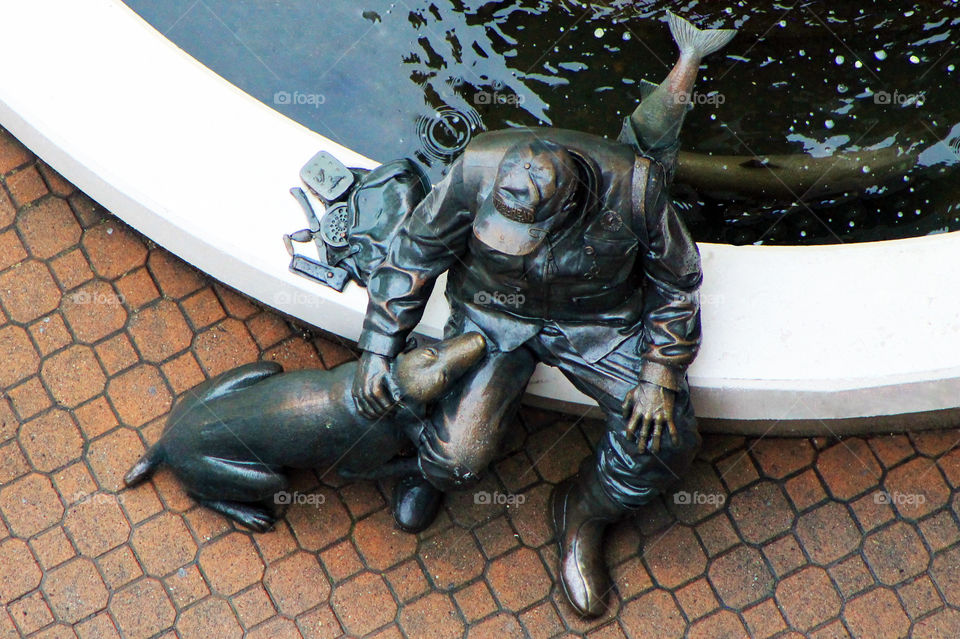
[162,563,208,608]
[0,538,42,602]
[97,545,143,590]
[741,598,786,639]
[377,562,424,606]
[92,335,136,376]
[246,617,302,639]
[107,365,171,427]
[829,554,874,598]
[17,197,80,258]
[263,551,330,616]
[0,472,63,537]
[728,481,793,544]
[49,249,94,291]
[911,430,959,456]
[8,590,53,635]
[198,532,265,595]
[285,488,351,552]
[86,427,145,491]
[61,282,125,344]
[339,481,385,519]
[30,527,75,570]
[912,608,960,639]
[75,613,121,639]
[795,501,860,565]
[862,521,928,586]
[398,592,462,639]
[147,249,204,298]
[7,376,50,420]
[331,572,397,637]
[868,434,914,468]
[843,587,909,639]
[29,313,72,357]
[609,556,652,601]
[214,284,259,319]
[0,440,28,484]
[695,513,739,557]
[0,325,39,388]
[519,601,564,639]
[20,409,83,472]
[43,557,108,623]
[775,566,841,631]
[476,515,520,559]
[619,589,684,639]
[316,337,356,370]
[149,470,194,513]
[486,546,551,611]
[82,222,147,279]
[0,229,26,271]
[0,260,61,322]
[298,604,344,639]
[128,300,192,362]
[674,578,718,621]
[352,509,417,571]
[7,165,48,206]
[246,312,291,350]
[508,483,553,548]
[66,193,104,228]
[71,396,117,440]
[262,337,324,372]
[849,490,895,533]
[526,421,592,484]
[883,457,949,519]
[784,468,827,512]
[194,318,259,376]
[52,462,97,506]
[0,398,15,443]
[114,267,159,309]
[751,438,815,479]
[762,535,806,578]
[0,129,32,175]
[181,288,225,329]
[715,450,759,492]
[232,585,275,629]
[448,581,494,623]
[318,540,363,583]
[919,510,959,552]
[252,519,298,563]
[667,460,727,524]
[707,545,773,610]
[898,574,941,619]
[41,345,105,407]
[420,525,486,590]
[63,492,129,557]
[160,352,205,395]
[817,438,882,500]
[111,578,176,639]
[130,511,196,575]
[687,610,748,639]
[37,162,75,198]
[642,524,706,589]
[177,597,242,639]
[809,621,849,639]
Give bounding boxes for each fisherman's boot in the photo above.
[392,474,443,533]
[550,460,627,617]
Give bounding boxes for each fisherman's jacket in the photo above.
[359,128,702,391]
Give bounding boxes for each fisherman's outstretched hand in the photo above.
[622,382,678,453]
[353,351,397,419]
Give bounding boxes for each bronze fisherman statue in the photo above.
[353,13,735,617]
[127,12,736,620]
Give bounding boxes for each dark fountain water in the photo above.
[125,0,960,245]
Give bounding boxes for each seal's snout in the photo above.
[393,333,487,403]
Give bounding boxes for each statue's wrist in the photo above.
[638,361,681,392]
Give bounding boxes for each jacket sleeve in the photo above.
[636,161,702,391]
[358,158,473,357]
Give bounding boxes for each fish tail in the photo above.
[123,445,163,486]
[667,12,736,59]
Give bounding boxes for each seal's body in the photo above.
[124,333,486,531]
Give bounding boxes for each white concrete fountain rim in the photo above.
[1,0,957,433]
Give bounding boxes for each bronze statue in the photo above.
[123,333,487,531]
[351,13,735,617]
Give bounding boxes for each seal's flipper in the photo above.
[124,445,163,486]
[170,361,283,422]
[179,456,287,503]
[199,499,277,532]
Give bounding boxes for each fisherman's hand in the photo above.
[622,382,678,453]
[352,352,397,419]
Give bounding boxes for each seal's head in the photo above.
[473,139,581,256]
[391,333,487,403]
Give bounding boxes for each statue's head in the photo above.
[473,139,580,255]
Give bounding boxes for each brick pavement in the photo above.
[1,124,960,638]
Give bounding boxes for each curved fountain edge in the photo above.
[2,0,958,435]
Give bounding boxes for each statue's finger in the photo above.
[649,419,663,453]
[667,416,680,447]
[621,394,633,420]
[625,406,643,439]
[636,413,653,450]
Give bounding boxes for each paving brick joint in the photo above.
[1,125,959,638]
